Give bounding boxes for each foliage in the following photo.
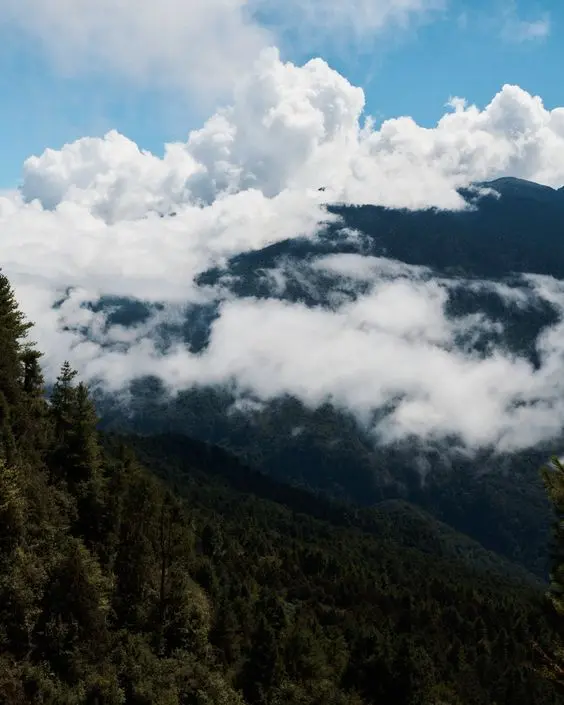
[99,386,554,580]
[0,268,562,704]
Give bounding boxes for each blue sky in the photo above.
[0,0,560,189]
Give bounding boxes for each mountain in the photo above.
[2,269,562,704]
[199,176,564,285]
[86,177,564,581]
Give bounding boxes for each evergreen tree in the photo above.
[541,458,564,616]
[34,537,112,681]
[0,271,39,464]
[48,365,106,547]
[19,347,50,448]
[540,457,564,686]
[112,463,160,630]
[49,361,79,465]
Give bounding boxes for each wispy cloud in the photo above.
[500,2,550,43]
[256,0,445,52]
[0,0,443,101]
[0,0,271,100]
[456,11,469,30]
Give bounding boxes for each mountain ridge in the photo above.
[74,174,564,582]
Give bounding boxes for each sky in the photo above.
[3,0,564,453]
[0,0,560,188]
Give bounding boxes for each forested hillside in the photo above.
[1,268,563,704]
[99,385,554,580]
[93,178,564,584]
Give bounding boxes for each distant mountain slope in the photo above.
[99,393,553,579]
[197,176,564,289]
[111,431,543,589]
[90,177,563,581]
[106,431,560,705]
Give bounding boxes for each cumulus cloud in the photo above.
[5,52,564,450]
[19,51,564,216]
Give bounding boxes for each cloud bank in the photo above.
[4,51,564,450]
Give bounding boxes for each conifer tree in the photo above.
[0,459,25,558]
[34,537,112,679]
[0,392,16,466]
[539,456,564,686]
[112,462,161,630]
[49,367,102,483]
[49,361,78,455]
[0,271,36,464]
[0,272,33,341]
[48,364,106,549]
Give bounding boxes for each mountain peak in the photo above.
[480,176,557,196]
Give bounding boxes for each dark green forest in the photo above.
[1,267,564,703]
[98,384,555,581]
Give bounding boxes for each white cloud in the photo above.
[4,53,564,450]
[500,2,550,43]
[257,0,445,51]
[29,270,563,451]
[312,254,432,282]
[19,52,564,217]
[519,16,550,41]
[191,292,540,450]
[0,0,444,99]
[0,0,271,98]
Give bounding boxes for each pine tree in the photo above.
[0,392,16,467]
[49,361,78,460]
[0,459,25,558]
[48,365,106,551]
[112,463,160,630]
[239,596,287,704]
[0,271,38,464]
[18,347,51,465]
[49,366,102,485]
[0,272,33,342]
[539,456,564,686]
[34,538,112,680]
[69,383,103,483]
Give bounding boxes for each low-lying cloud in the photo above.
[4,52,564,451]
